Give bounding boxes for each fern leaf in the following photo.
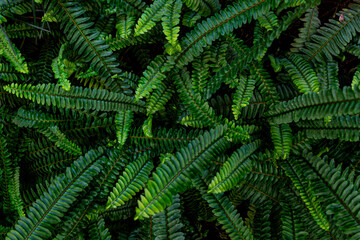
[51,0,121,80]
[258,11,278,30]
[106,155,153,209]
[52,57,71,92]
[232,75,256,120]
[0,25,28,73]
[266,87,360,124]
[142,115,153,137]
[153,194,185,240]
[270,124,292,159]
[116,15,135,39]
[208,140,261,193]
[0,135,15,213]
[162,0,182,54]
[88,217,112,240]
[316,60,339,89]
[174,0,281,68]
[146,81,174,115]
[5,148,104,240]
[291,7,320,53]
[134,0,169,36]
[115,110,134,146]
[282,161,329,231]
[251,63,279,103]
[302,151,360,238]
[195,176,254,240]
[4,83,146,113]
[296,115,360,141]
[352,65,360,89]
[135,55,173,100]
[302,1,360,62]
[135,125,229,219]
[281,195,309,239]
[281,54,320,93]
[39,126,82,156]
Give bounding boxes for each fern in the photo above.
[6,148,104,240]
[281,54,320,93]
[106,154,153,209]
[4,83,146,113]
[302,0,360,62]
[135,125,229,219]
[134,0,169,36]
[1,1,360,239]
[0,25,28,73]
[115,110,134,146]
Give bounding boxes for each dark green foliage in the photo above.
[1,0,360,239]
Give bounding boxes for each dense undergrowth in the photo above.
[1,0,360,239]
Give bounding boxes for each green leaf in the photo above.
[106,155,153,209]
[208,140,261,193]
[115,110,134,146]
[270,124,292,159]
[135,125,229,219]
[6,148,104,240]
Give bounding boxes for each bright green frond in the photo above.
[115,110,134,146]
[4,83,146,113]
[281,54,320,93]
[162,0,182,54]
[106,155,153,209]
[0,26,28,73]
[135,125,229,219]
[134,0,170,36]
[232,75,256,120]
[270,124,292,159]
[208,140,261,193]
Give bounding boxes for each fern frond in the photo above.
[153,194,185,240]
[116,15,135,39]
[266,87,360,124]
[50,0,121,80]
[282,160,329,231]
[135,125,229,219]
[281,54,320,93]
[291,7,320,53]
[134,0,169,36]
[135,55,174,100]
[88,216,112,240]
[0,25,28,73]
[302,1,360,62]
[296,115,360,141]
[232,75,256,120]
[316,60,339,89]
[146,80,174,115]
[251,63,279,103]
[115,110,134,146]
[6,148,104,240]
[270,124,292,159]
[352,65,360,89]
[258,11,278,30]
[162,0,182,55]
[195,176,254,240]
[39,126,82,156]
[4,83,146,113]
[208,140,260,193]
[106,155,153,209]
[174,0,281,68]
